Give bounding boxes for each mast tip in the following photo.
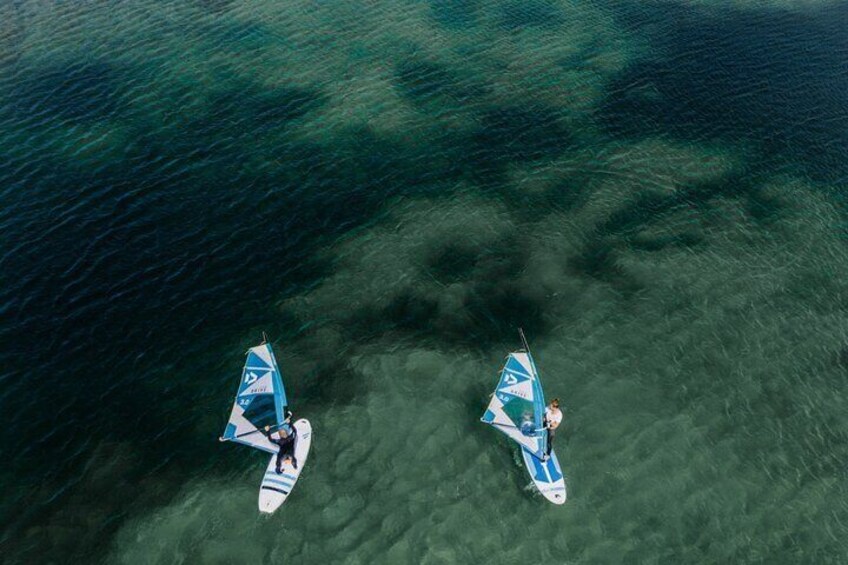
[518,328,530,352]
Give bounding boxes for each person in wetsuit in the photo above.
[264,410,297,473]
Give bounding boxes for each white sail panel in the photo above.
[485,396,516,427]
[224,405,278,453]
[492,423,542,453]
[510,352,534,375]
[499,378,534,400]
[251,344,274,366]
[241,371,274,396]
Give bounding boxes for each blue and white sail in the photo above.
[481,351,548,460]
[220,343,288,454]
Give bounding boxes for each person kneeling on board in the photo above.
[265,416,297,473]
[543,398,562,460]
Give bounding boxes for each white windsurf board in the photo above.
[521,446,567,505]
[258,419,312,513]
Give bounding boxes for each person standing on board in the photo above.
[265,409,297,473]
[544,398,562,459]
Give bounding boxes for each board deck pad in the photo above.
[258,419,312,513]
[521,446,567,505]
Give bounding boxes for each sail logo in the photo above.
[245,371,259,385]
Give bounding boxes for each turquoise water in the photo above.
[2,0,848,562]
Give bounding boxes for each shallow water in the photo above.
[1,0,848,563]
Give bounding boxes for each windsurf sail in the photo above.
[220,343,288,454]
[481,342,548,460]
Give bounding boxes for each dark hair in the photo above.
[552,398,560,407]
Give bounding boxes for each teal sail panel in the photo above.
[481,351,547,459]
[221,343,288,453]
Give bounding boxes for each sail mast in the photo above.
[518,327,530,353]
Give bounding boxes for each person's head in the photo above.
[278,428,288,438]
[551,398,560,409]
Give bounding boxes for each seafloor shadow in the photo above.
[8,60,129,123]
